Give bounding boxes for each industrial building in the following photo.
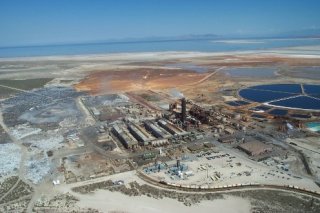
[91,107,100,117]
[238,140,272,156]
[112,124,138,149]
[111,118,185,148]
[181,98,187,123]
[224,127,235,135]
[144,121,171,138]
[150,139,169,146]
[218,135,236,143]
[127,123,154,145]
[158,119,187,136]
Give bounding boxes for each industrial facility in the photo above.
[1,36,320,212]
[238,140,272,156]
[112,124,138,149]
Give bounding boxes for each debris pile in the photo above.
[23,131,64,151]
[0,143,21,177]
[25,155,51,184]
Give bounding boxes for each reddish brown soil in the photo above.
[74,54,320,99]
[75,68,206,95]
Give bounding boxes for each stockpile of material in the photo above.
[25,154,51,184]
[0,143,21,177]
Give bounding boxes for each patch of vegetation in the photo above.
[0,197,31,212]
[0,87,17,98]
[0,176,19,197]
[0,180,33,204]
[232,190,320,213]
[0,78,53,98]
[72,180,320,210]
[72,180,114,194]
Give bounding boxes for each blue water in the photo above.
[1,37,320,58]
[312,94,320,98]
[239,89,295,103]
[290,114,311,119]
[251,114,267,119]
[268,109,288,116]
[240,84,320,110]
[226,100,250,106]
[250,84,302,94]
[306,122,320,132]
[254,105,272,111]
[303,84,320,95]
[269,96,320,110]
[250,105,272,111]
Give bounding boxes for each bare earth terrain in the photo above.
[0,48,320,212]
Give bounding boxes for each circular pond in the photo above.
[239,84,320,111]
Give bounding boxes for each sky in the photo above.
[0,0,320,46]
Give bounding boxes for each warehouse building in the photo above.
[112,124,138,149]
[128,123,154,145]
[158,119,188,136]
[238,140,272,156]
[218,135,236,143]
[144,121,171,138]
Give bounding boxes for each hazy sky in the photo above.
[0,0,320,46]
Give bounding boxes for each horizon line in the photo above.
[1,34,320,49]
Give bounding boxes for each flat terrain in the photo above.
[0,48,320,212]
[75,68,207,95]
[69,52,320,105]
[0,78,53,98]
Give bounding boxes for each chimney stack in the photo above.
[177,159,181,168]
[181,98,186,123]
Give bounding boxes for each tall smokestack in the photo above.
[177,159,181,168]
[181,98,186,123]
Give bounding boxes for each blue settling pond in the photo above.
[226,100,250,107]
[251,114,267,119]
[253,105,272,111]
[239,89,295,103]
[290,114,311,119]
[270,96,320,111]
[303,84,320,95]
[239,84,320,111]
[249,84,302,93]
[268,109,288,116]
[306,122,320,132]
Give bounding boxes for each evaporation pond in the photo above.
[290,114,311,119]
[165,63,208,73]
[249,84,302,93]
[269,96,320,110]
[306,122,320,132]
[225,67,276,78]
[268,109,288,116]
[239,89,295,103]
[303,84,320,95]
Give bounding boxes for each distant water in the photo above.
[224,67,277,78]
[1,38,320,58]
[165,63,208,73]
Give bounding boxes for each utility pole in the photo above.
[206,165,209,179]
